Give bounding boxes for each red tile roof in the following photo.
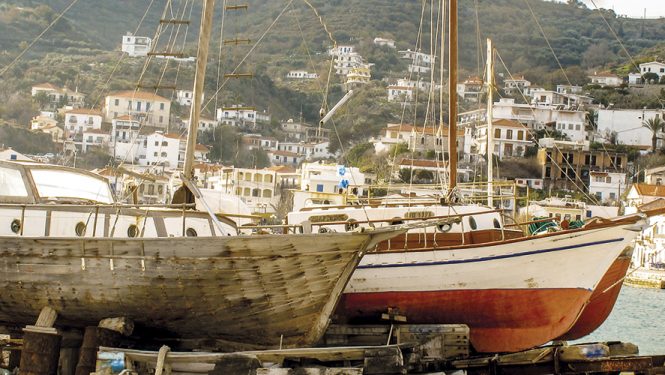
[65,108,102,116]
[634,183,665,197]
[109,90,169,102]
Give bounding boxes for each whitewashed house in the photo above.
[175,90,204,106]
[300,162,365,194]
[387,85,414,102]
[589,171,627,203]
[639,61,665,81]
[457,76,483,102]
[503,76,531,95]
[31,83,85,111]
[625,183,665,214]
[469,119,532,160]
[121,33,152,57]
[373,37,396,48]
[216,105,270,127]
[588,72,623,87]
[241,134,279,152]
[82,129,111,153]
[645,166,665,185]
[399,50,435,74]
[268,150,304,167]
[64,108,103,137]
[552,110,587,142]
[597,109,664,149]
[141,132,184,168]
[286,70,319,79]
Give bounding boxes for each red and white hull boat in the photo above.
[336,219,642,353]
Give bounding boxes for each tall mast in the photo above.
[183,0,216,179]
[447,0,458,194]
[486,38,494,207]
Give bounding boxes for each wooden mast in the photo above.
[447,0,458,195]
[183,0,216,179]
[486,38,494,207]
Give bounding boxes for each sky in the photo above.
[578,0,665,18]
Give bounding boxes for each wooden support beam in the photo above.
[160,19,191,25]
[98,317,135,336]
[225,5,248,10]
[35,306,58,328]
[223,38,251,46]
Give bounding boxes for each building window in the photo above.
[154,141,159,146]
[494,128,501,139]
[159,116,163,123]
[162,141,168,146]
[160,103,165,110]
[517,131,524,140]
[506,130,513,139]
[114,99,119,106]
[161,152,167,157]
[153,152,158,156]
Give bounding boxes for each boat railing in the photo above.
[0,202,246,238]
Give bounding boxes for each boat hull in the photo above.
[557,248,633,340]
[336,224,639,353]
[0,231,395,350]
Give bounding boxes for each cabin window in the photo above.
[10,219,21,234]
[185,228,198,237]
[75,222,87,237]
[127,225,139,238]
[493,218,501,229]
[0,167,28,197]
[468,216,478,230]
[30,169,113,204]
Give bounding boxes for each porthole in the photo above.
[10,219,21,234]
[345,219,359,232]
[493,218,502,229]
[75,222,87,237]
[318,227,334,234]
[185,228,198,237]
[468,216,478,230]
[437,223,452,233]
[127,225,139,238]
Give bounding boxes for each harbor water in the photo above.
[573,285,665,355]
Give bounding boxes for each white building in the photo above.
[268,150,304,166]
[551,110,587,142]
[242,134,279,152]
[645,166,665,185]
[345,65,371,89]
[639,61,665,81]
[277,141,334,161]
[141,132,184,168]
[82,129,111,153]
[286,70,319,79]
[182,117,218,132]
[0,148,33,161]
[399,50,435,74]
[457,76,483,102]
[64,108,103,136]
[373,37,396,48]
[628,73,643,85]
[556,85,583,94]
[31,83,85,111]
[588,72,623,87]
[104,90,171,129]
[387,85,414,102]
[625,183,665,215]
[503,76,531,95]
[597,109,664,148]
[589,171,627,203]
[175,90,204,107]
[216,105,270,127]
[467,119,532,159]
[121,33,152,57]
[300,162,365,195]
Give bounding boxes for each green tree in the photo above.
[33,92,51,110]
[642,117,663,153]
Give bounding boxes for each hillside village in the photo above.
[3,0,665,222]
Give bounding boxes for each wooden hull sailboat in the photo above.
[0,230,399,349]
[336,217,642,353]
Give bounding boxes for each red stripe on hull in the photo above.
[558,257,631,340]
[337,288,591,353]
